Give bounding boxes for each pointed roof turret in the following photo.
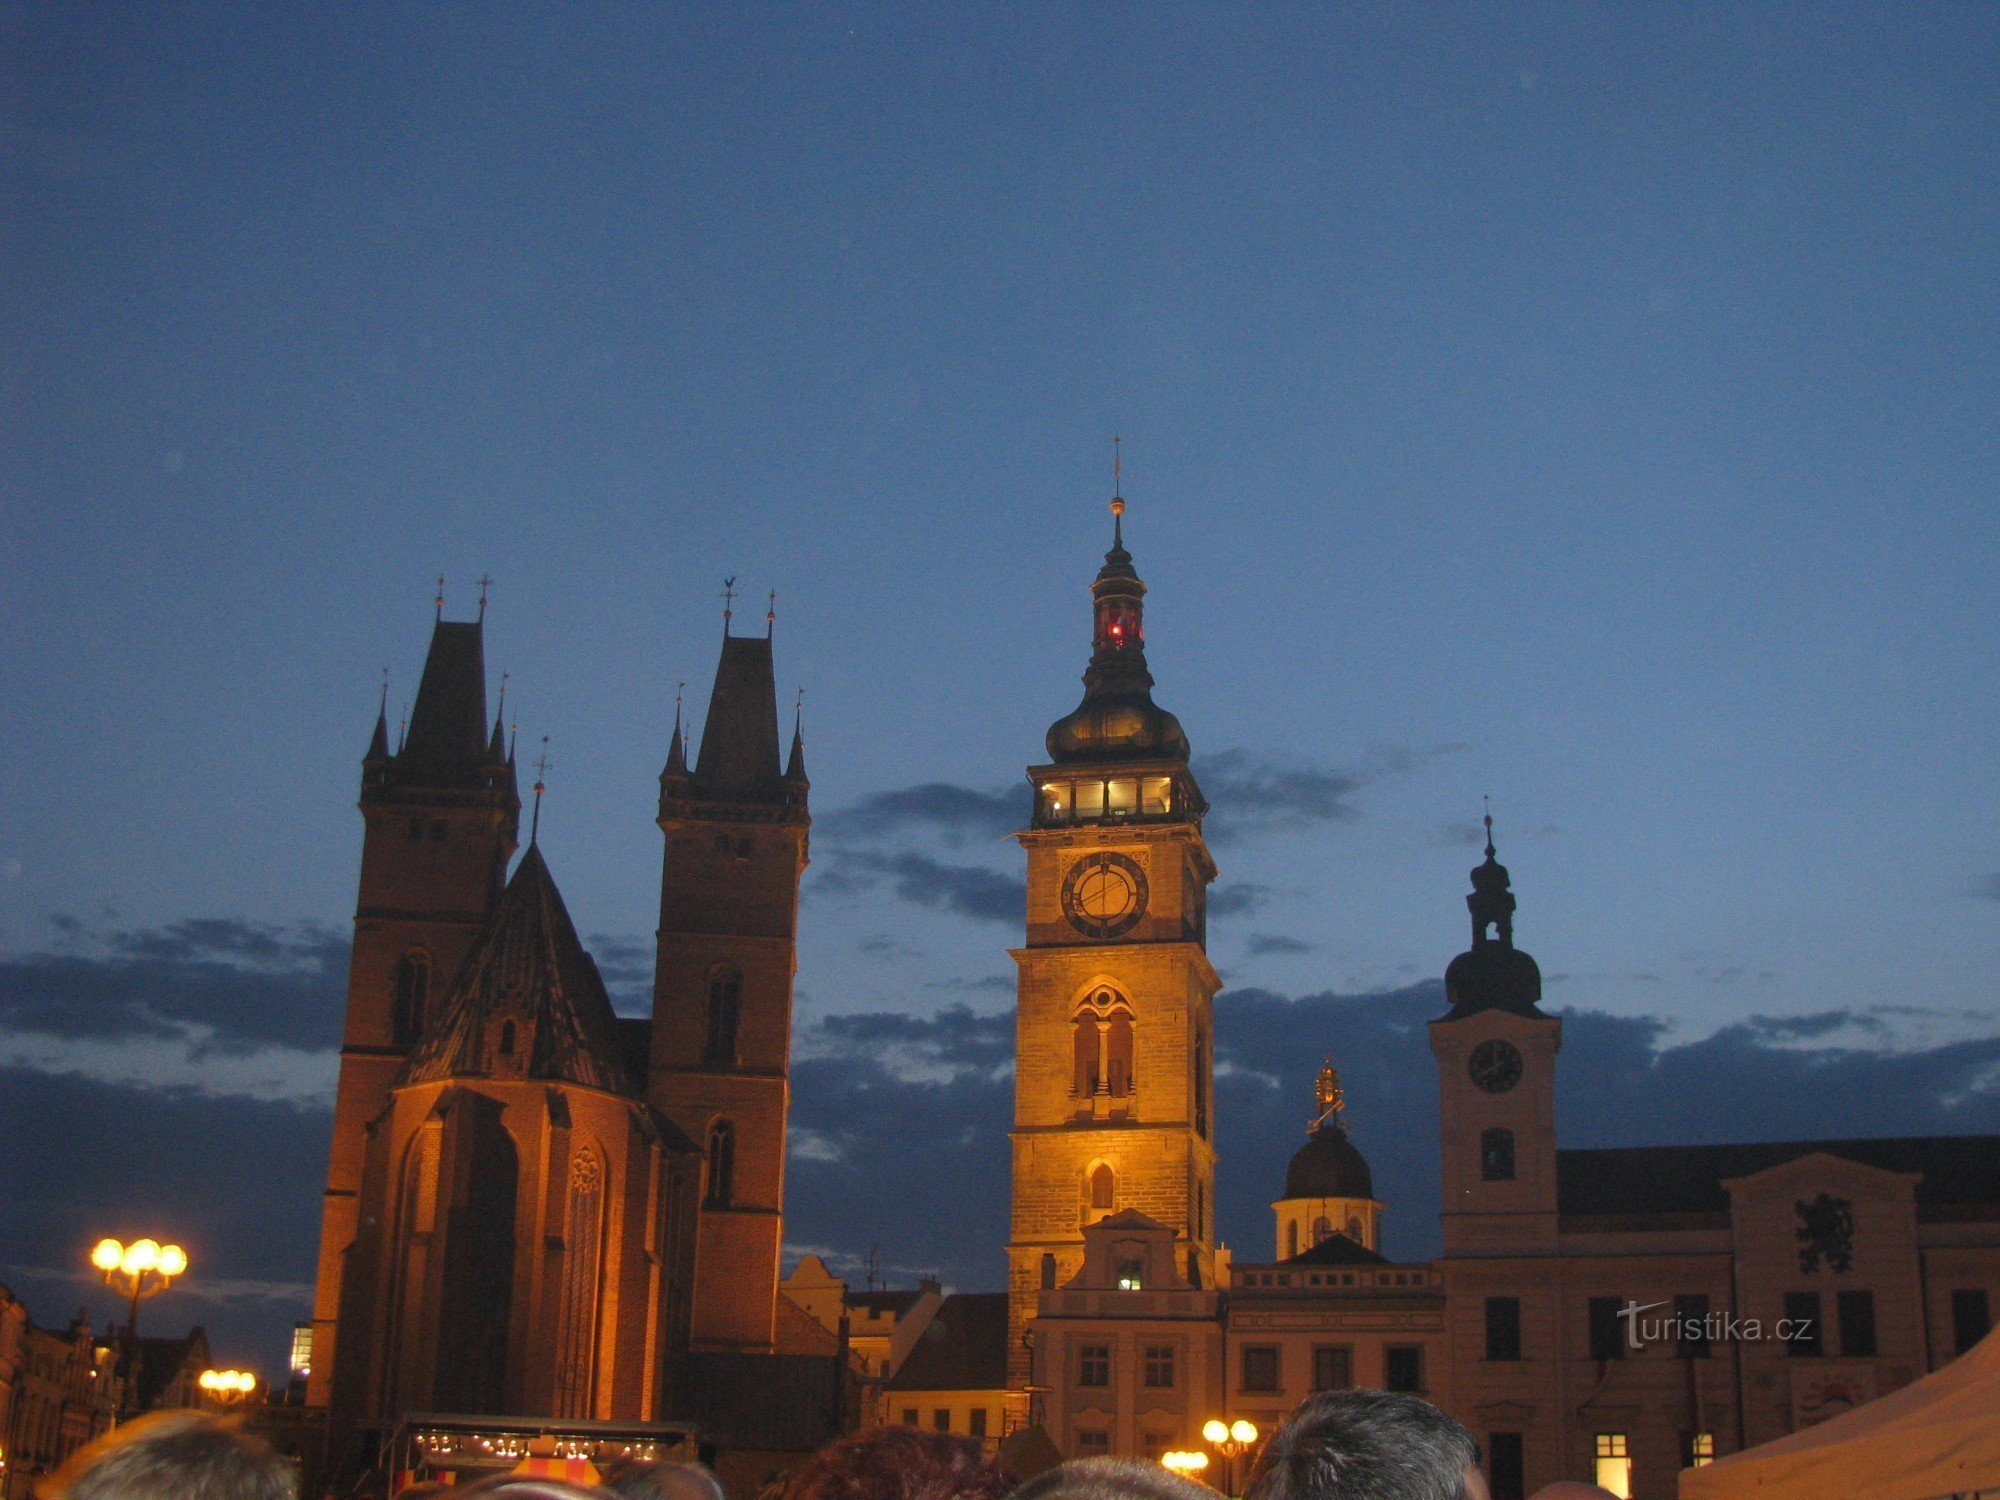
[693,634,783,798]
[662,682,690,780]
[785,693,808,785]
[397,618,492,785]
[400,845,636,1095]
[1442,812,1545,1020]
[1045,494,1190,765]
[366,704,390,764]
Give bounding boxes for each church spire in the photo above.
[662,682,690,779]
[1468,808,1516,948]
[1441,805,1545,1019]
[366,672,390,764]
[784,688,807,783]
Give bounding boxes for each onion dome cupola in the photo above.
[1441,813,1545,1020]
[1045,496,1191,767]
[1273,1059,1385,1257]
[1032,484,1208,834]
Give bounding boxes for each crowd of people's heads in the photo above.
[41,1391,1605,1500]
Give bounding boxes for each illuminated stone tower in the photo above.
[309,608,518,1407]
[1007,497,1218,1395]
[649,623,810,1351]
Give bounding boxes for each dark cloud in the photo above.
[1741,1010,1881,1039]
[1196,745,1467,846]
[1208,883,1273,918]
[1244,934,1315,956]
[858,934,924,959]
[812,851,1024,925]
[586,933,654,1015]
[820,783,1027,846]
[0,916,347,1052]
[1973,874,2000,902]
[925,975,1014,995]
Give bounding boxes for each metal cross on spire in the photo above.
[477,573,493,620]
[721,577,737,633]
[1483,794,1495,856]
[530,736,553,845]
[434,573,446,619]
[767,588,777,638]
[1110,436,1127,544]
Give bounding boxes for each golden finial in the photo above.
[1312,1057,1344,1131]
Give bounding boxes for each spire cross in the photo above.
[530,736,552,844]
[1110,436,1126,546]
[1483,795,1495,857]
[378,667,389,715]
[767,588,776,638]
[477,573,493,620]
[794,685,805,735]
[721,577,737,633]
[434,573,446,619]
[497,670,509,719]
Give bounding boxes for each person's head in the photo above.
[1007,1457,1216,1500]
[603,1460,729,1500]
[44,1411,294,1500]
[782,1426,1013,1500]
[1245,1390,1484,1500]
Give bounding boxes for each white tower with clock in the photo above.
[1005,494,1219,1396]
[1429,818,1562,1256]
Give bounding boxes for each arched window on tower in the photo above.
[705,967,742,1063]
[1481,1127,1516,1181]
[1041,1253,1057,1290]
[1088,1163,1116,1214]
[1105,1011,1134,1097]
[705,1120,735,1208]
[1287,1221,1299,1258]
[1072,1014,1101,1096]
[553,1150,602,1418]
[392,953,429,1045]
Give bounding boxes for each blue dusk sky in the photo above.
[2,5,1997,1372]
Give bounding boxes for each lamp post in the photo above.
[1161,1450,1211,1484]
[198,1369,258,1407]
[1201,1418,1260,1497]
[90,1238,188,1417]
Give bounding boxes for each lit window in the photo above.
[1042,783,1068,822]
[1593,1434,1631,1498]
[1116,1258,1144,1291]
[1075,780,1106,818]
[1106,779,1137,815]
[1685,1432,1715,1468]
[1141,777,1172,815]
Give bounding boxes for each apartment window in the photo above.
[1952,1289,1992,1355]
[1143,1345,1175,1389]
[1481,1127,1516,1181]
[1240,1345,1280,1393]
[1588,1298,1625,1362]
[1838,1289,1877,1357]
[969,1409,987,1439]
[1141,1432,1169,1462]
[1592,1434,1632,1499]
[1385,1345,1423,1394]
[1116,1258,1144,1292]
[1785,1292,1823,1356]
[933,1410,950,1432]
[1487,1432,1525,1500]
[1311,1345,1351,1391]
[1079,1344,1111,1388]
[1075,1431,1111,1457]
[1682,1432,1715,1469]
[1486,1297,1522,1361]
[1676,1294,1712,1358]
[901,1409,917,1427]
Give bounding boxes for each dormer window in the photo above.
[1115,1257,1144,1291]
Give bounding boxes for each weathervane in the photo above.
[721,577,737,633]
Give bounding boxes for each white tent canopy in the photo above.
[1680,1322,2000,1500]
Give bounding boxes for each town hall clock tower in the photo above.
[1006,496,1219,1394]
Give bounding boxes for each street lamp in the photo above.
[1202,1419,1260,1497]
[198,1369,258,1406]
[91,1237,188,1416]
[1162,1450,1211,1482]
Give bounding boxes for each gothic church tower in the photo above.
[1006,498,1219,1393]
[309,610,517,1407]
[649,622,810,1352]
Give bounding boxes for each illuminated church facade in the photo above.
[310,599,817,1478]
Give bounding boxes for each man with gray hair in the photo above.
[45,1411,294,1500]
[1244,1390,1489,1500]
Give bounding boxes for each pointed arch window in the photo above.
[705,1120,736,1208]
[1072,989,1135,1100]
[553,1150,602,1418]
[1088,1163,1116,1212]
[393,953,430,1045]
[706,967,742,1063]
[1481,1127,1516,1181]
[1287,1222,1299,1259]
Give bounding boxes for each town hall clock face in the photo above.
[1061,852,1149,939]
[1469,1038,1523,1094]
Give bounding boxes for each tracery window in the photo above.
[706,967,742,1063]
[553,1150,602,1417]
[392,953,429,1045]
[705,1120,735,1208]
[1071,989,1135,1099]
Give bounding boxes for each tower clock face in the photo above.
[1061,852,1149,939]
[1469,1039,1523,1094]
